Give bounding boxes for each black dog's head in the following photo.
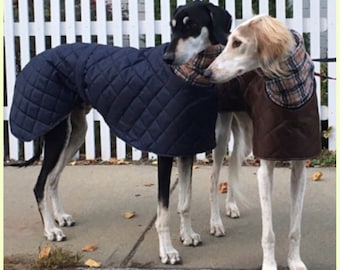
[163,1,232,65]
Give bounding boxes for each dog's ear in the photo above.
[173,5,184,17]
[206,3,232,45]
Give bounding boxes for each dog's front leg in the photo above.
[177,156,201,246]
[257,160,277,270]
[156,156,181,264]
[288,160,307,270]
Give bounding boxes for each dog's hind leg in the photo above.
[49,107,88,227]
[177,156,201,246]
[34,117,72,241]
[210,112,232,236]
[156,155,181,265]
[257,159,277,270]
[287,160,307,270]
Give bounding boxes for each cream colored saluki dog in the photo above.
[205,15,321,270]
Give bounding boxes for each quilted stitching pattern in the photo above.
[10,43,218,156]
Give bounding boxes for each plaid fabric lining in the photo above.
[172,44,224,87]
[265,30,315,109]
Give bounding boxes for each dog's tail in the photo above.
[229,112,253,207]
[9,137,44,167]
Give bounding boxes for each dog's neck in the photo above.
[172,44,224,87]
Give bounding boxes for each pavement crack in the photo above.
[119,177,179,267]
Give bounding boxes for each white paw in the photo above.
[210,217,225,237]
[55,213,75,227]
[180,230,201,246]
[159,247,181,265]
[262,261,277,270]
[44,227,66,242]
[226,202,240,218]
[288,258,307,270]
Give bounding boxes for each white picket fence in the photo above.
[3,0,337,161]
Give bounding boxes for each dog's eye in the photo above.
[232,40,242,48]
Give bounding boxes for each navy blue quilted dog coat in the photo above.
[10,43,218,157]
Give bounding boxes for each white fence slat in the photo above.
[65,0,76,43]
[327,0,336,150]
[80,0,91,43]
[132,148,142,161]
[85,112,96,159]
[275,0,286,21]
[259,0,269,14]
[50,0,61,47]
[176,0,186,6]
[291,0,303,33]
[148,152,157,160]
[4,1,19,160]
[33,0,45,54]
[145,0,155,47]
[160,0,171,42]
[196,153,206,160]
[116,138,126,160]
[95,1,111,160]
[225,0,236,29]
[128,0,140,48]
[112,0,123,46]
[128,0,142,160]
[81,0,95,159]
[18,1,33,159]
[96,0,108,44]
[98,114,111,161]
[310,1,321,115]
[242,0,253,19]
[209,0,219,5]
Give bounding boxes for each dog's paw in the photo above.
[226,202,240,218]
[180,231,201,246]
[159,247,181,265]
[55,214,75,227]
[44,228,66,242]
[210,219,225,237]
[288,258,307,270]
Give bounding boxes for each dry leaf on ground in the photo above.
[311,171,323,181]
[84,258,101,268]
[82,244,97,252]
[124,211,136,219]
[38,246,51,259]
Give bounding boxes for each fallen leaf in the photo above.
[82,244,97,252]
[124,211,136,219]
[203,158,210,164]
[219,182,228,193]
[38,246,51,259]
[193,165,199,169]
[305,160,312,167]
[311,171,323,181]
[151,160,158,165]
[117,159,129,165]
[69,160,77,166]
[144,183,154,187]
[84,258,101,268]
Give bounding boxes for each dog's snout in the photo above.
[204,69,212,79]
[163,52,175,64]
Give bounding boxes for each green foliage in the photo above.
[311,150,336,167]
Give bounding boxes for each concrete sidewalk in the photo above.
[4,164,336,269]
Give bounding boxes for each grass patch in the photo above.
[33,246,83,270]
[4,246,83,270]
